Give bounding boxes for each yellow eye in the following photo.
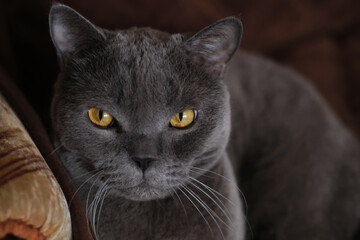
[170,109,196,128]
[88,108,114,127]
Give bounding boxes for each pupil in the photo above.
[99,110,103,120]
[179,112,183,121]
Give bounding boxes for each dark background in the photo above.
[0,0,359,138]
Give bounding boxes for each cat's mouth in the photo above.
[101,164,190,201]
[117,182,170,201]
[124,179,160,190]
[105,175,179,201]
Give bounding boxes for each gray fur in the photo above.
[49,4,360,240]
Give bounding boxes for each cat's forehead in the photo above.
[115,27,178,42]
[105,29,185,92]
[109,27,184,57]
[65,27,220,120]
[100,28,186,83]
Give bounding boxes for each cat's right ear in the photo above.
[49,3,106,61]
[184,17,242,77]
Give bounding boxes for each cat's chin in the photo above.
[110,182,172,201]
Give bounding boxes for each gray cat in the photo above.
[49,3,360,240]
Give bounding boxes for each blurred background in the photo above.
[0,0,359,138]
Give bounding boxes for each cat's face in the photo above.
[50,4,242,201]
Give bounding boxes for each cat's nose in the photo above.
[132,157,155,172]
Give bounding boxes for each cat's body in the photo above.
[49,4,360,240]
[226,52,360,239]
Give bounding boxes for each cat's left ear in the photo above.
[49,4,106,61]
[184,17,242,75]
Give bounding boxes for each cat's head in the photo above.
[49,4,242,201]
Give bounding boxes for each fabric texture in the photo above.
[0,92,71,240]
[0,69,95,240]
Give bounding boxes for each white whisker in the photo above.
[183,185,228,240]
[89,178,109,238]
[177,186,213,234]
[173,189,188,218]
[190,176,236,207]
[97,186,109,231]
[69,170,103,207]
[188,180,232,222]
[86,174,102,222]
[71,169,100,181]
[182,185,225,240]
[190,167,253,238]
[46,144,63,158]
[190,166,248,215]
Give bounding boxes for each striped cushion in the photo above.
[0,93,72,240]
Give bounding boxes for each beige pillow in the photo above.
[0,93,72,240]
